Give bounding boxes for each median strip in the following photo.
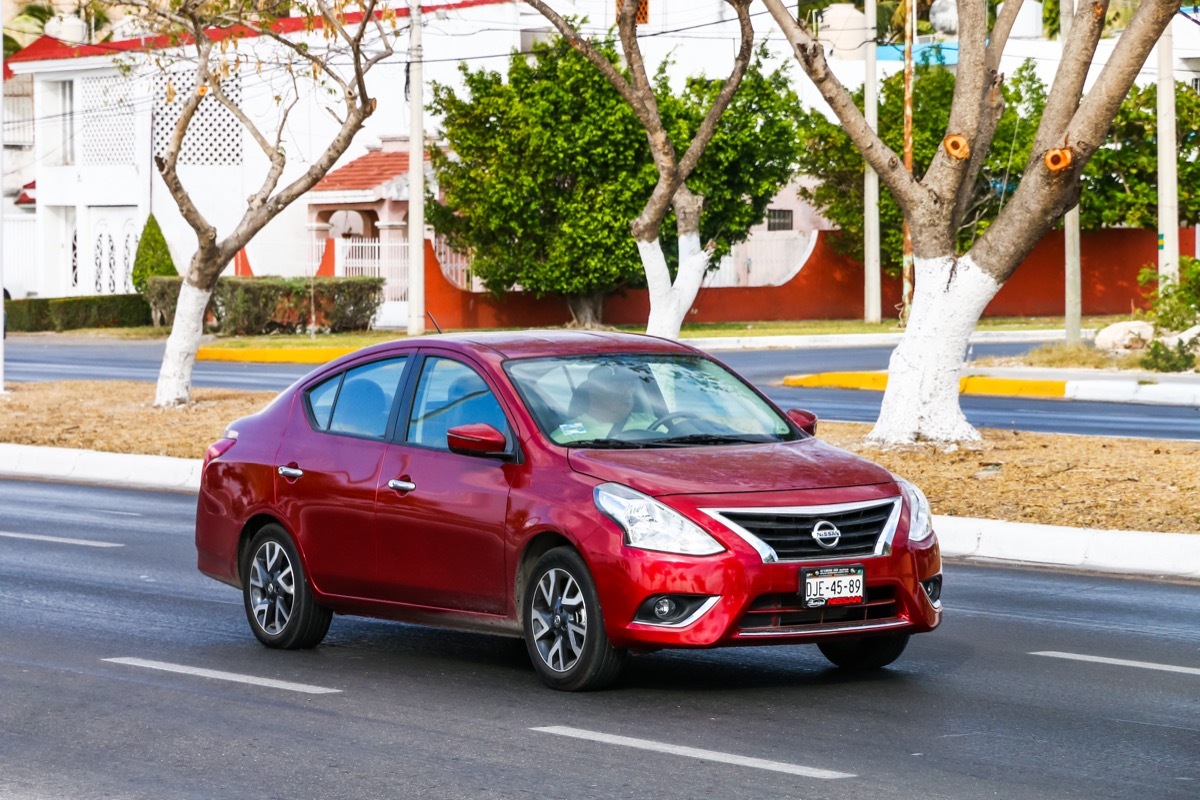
[1031,651,1200,677]
[532,725,854,779]
[103,657,342,694]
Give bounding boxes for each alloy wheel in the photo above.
[530,567,588,673]
[249,540,295,635]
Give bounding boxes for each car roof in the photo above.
[353,330,699,362]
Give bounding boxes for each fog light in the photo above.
[653,597,678,620]
[922,575,943,605]
[634,595,718,627]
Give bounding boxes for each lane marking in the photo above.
[97,510,142,517]
[532,725,854,779]
[103,658,342,695]
[1032,651,1200,677]
[0,531,123,548]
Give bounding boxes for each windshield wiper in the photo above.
[651,434,774,447]
[564,438,651,449]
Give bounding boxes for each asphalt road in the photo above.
[1,478,1197,799]
[6,337,1200,440]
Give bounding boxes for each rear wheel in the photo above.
[523,547,625,691]
[242,524,331,649]
[818,633,910,670]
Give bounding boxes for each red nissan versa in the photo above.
[196,331,941,690]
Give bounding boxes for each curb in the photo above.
[0,444,1195,581]
[935,515,1200,580]
[196,346,355,364]
[0,443,201,492]
[784,371,1200,407]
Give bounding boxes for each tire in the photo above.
[523,547,626,691]
[242,524,332,650]
[818,633,910,671]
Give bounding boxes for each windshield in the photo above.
[504,353,797,448]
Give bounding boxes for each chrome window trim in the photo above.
[701,497,902,564]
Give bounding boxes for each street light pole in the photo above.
[899,0,915,325]
[1061,0,1081,345]
[863,0,881,324]
[1157,19,1179,283]
[1,45,7,392]
[406,0,426,337]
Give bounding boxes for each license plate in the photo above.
[802,565,865,608]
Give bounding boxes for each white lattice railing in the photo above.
[315,236,478,302]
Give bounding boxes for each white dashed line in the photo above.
[0,531,123,548]
[1031,651,1200,677]
[103,658,342,695]
[532,725,855,779]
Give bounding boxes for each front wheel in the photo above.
[523,547,625,691]
[818,633,910,670]
[242,524,332,650]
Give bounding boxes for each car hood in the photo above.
[567,438,895,497]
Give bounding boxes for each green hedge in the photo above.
[5,297,53,331]
[4,294,150,332]
[144,276,384,335]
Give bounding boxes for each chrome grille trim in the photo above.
[736,619,910,638]
[701,497,902,563]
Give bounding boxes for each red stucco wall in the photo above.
[424,228,1194,329]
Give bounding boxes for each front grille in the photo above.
[739,586,900,633]
[719,499,897,561]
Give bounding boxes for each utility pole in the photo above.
[1061,0,1081,345]
[406,0,426,337]
[1157,19,1179,283]
[899,0,915,325]
[1,45,7,393]
[863,0,881,323]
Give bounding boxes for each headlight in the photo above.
[594,483,724,556]
[897,477,935,543]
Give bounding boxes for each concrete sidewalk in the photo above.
[2,442,1196,581]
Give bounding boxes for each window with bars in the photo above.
[766,208,794,232]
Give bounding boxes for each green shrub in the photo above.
[4,297,53,331]
[1140,339,1197,373]
[144,276,383,334]
[46,294,151,330]
[1138,256,1200,332]
[131,215,178,294]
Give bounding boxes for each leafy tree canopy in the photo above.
[427,36,805,313]
[1080,81,1200,230]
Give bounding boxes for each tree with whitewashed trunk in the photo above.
[522,0,755,339]
[126,0,402,406]
[762,0,1182,443]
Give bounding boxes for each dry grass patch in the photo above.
[2,381,1197,534]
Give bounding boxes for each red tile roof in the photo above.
[314,149,430,192]
[8,0,510,65]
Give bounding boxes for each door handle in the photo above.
[277,466,304,479]
[387,479,417,493]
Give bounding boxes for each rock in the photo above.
[1159,324,1200,351]
[1094,320,1154,351]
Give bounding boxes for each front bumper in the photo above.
[585,495,942,650]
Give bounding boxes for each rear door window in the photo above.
[305,357,408,439]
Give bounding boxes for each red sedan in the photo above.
[196,331,941,690]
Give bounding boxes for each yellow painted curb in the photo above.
[196,346,356,364]
[958,376,1067,398]
[783,372,1069,399]
[783,372,889,391]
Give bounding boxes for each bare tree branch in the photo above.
[924,0,988,200]
[1030,0,1110,156]
[760,0,923,209]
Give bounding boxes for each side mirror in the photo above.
[787,408,818,436]
[447,423,509,457]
